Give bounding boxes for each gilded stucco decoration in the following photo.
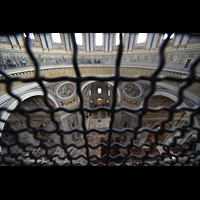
[20,55,30,65]
[105,57,111,62]
[86,56,94,63]
[153,55,159,62]
[95,56,104,62]
[131,55,141,62]
[122,96,139,107]
[60,96,76,107]
[47,56,53,62]
[123,56,130,62]
[58,55,67,62]
[78,56,85,63]
[36,54,44,62]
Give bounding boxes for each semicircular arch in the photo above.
[139,90,199,129]
[81,80,121,102]
[0,89,59,131]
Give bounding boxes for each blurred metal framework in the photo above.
[0,33,200,166]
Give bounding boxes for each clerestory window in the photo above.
[75,33,83,45]
[52,33,61,43]
[96,33,103,46]
[98,88,102,94]
[136,33,147,44]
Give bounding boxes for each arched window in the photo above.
[98,88,102,94]
[116,33,120,45]
[75,33,83,45]
[96,33,103,46]
[52,33,61,43]
[136,33,147,44]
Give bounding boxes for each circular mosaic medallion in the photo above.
[56,82,76,100]
[122,82,142,99]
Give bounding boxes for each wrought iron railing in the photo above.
[0,33,200,166]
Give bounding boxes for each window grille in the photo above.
[0,33,200,166]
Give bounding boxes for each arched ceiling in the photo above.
[147,95,175,107]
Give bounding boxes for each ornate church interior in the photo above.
[0,33,200,165]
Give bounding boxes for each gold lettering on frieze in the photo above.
[121,69,126,75]
[62,70,67,75]
[41,72,46,77]
[49,72,54,77]
[127,70,132,75]
[81,69,86,74]
[57,71,62,76]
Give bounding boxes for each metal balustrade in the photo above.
[0,33,200,166]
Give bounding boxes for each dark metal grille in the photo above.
[0,33,200,166]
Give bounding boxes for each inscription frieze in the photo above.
[0,67,200,98]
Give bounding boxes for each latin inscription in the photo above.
[0,68,200,97]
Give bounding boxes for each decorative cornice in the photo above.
[0,65,193,77]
